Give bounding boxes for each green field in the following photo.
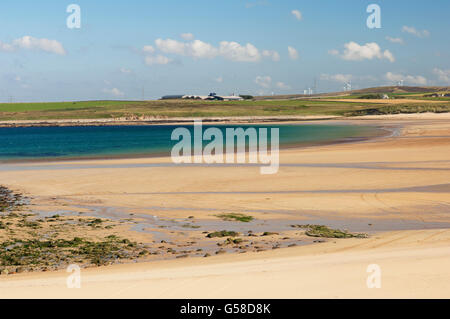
[0,100,141,112]
[326,92,450,100]
[0,98,449,121]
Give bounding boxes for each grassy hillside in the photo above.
[0,99,376,120]
[345,103,450,116]
[0,87,449,121]
[256,86,450,100]
[341,86,449,95]
[0,100,142,112]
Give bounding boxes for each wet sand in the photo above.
[0,114,449,298]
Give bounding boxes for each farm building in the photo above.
[161,95,185,100]
[161,93,243,101]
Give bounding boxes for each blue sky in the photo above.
[0,0,449,102]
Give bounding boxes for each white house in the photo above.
[221,95,244,101]
[181,93,244,101]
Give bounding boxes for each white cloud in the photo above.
[288,46,299,60]
[320,73,353,83]
[0,36,66,55]
[262,50,280,62]
[155,38,187,55]
[143,43,172,67]
[103,88,124,97]
[0,42,14,52]
[386,36,404,44]
[336,42,395,62]
[291,10,302,21]
[219,41,261,62]
[148,38,278,63]
[189,40,219,58]
[145,55,172,65]
[155,38,218,59]
[383,50,395,63]
[142,45,155,54]
[433,68,450,84]
[255,75,272,88]
[180,33,194,41]
[402,26,430,38]
[385,72,427,85]
[13,36,66,55]
[276,82,291,90]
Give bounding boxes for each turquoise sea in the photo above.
[0,124,385,161]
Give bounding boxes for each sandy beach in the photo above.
[0,114,449,299]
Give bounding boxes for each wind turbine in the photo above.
[344,81,352,92]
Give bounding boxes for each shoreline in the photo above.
[0,115,341,128]
[0,112,449,128]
